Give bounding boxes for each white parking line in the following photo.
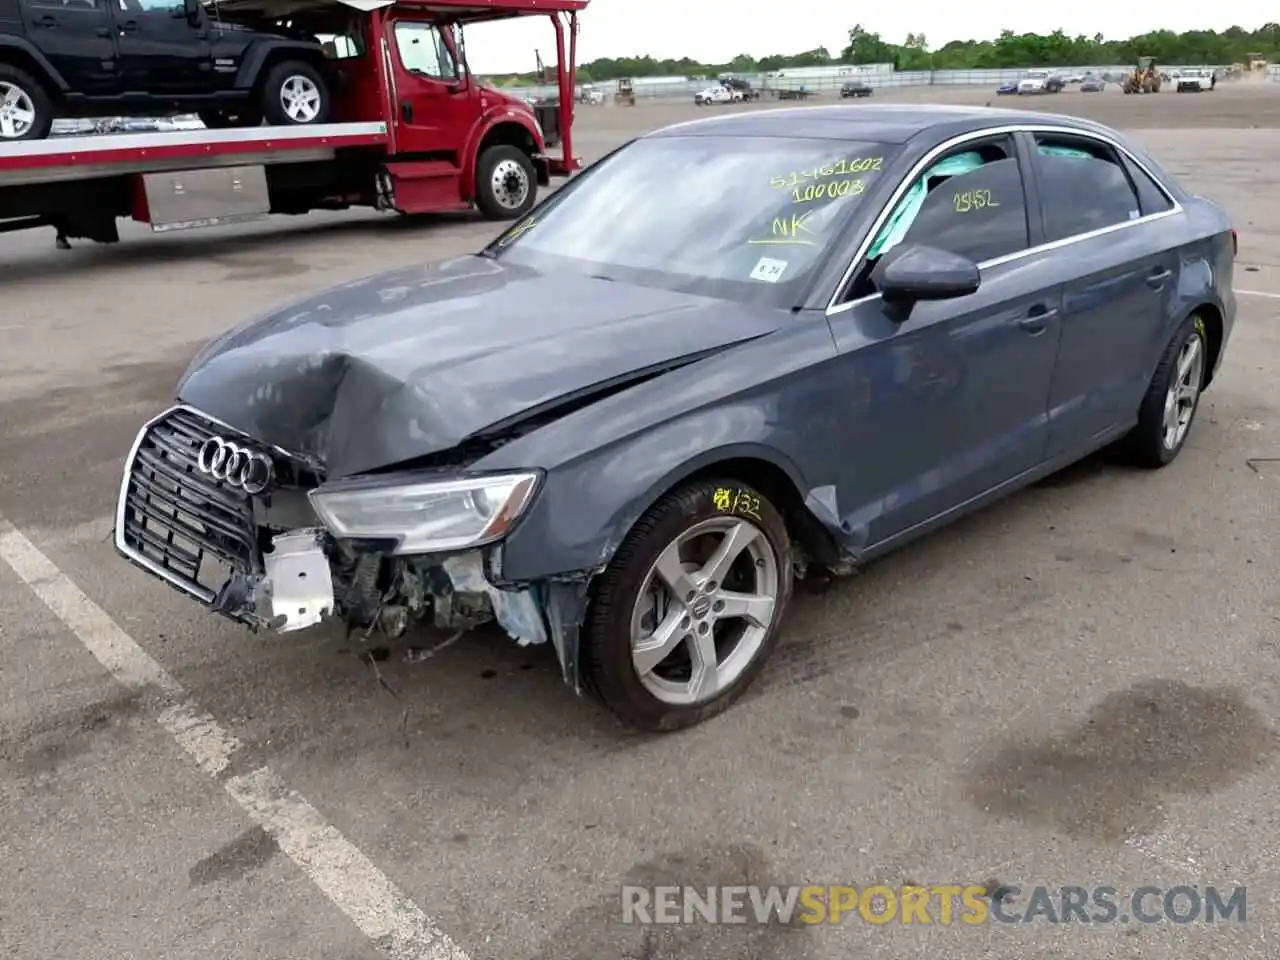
[1239,289,1280,300]
[0,519,471,960]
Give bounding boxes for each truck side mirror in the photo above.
[183,0,200,24]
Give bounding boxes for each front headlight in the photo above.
[308,472,540,555]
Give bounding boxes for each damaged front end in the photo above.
[114,405,588,682]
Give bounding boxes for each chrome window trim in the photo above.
[824,122,1184,317]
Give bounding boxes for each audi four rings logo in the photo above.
[196,436,274,494]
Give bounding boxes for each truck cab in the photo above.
[193,0,568,218]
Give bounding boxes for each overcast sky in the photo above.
[463,2,1267,74]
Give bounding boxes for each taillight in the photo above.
[1231,228,1238,257]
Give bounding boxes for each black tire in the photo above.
[474,144,537,220]
[1120,314,1209,468]
[198,107,263,129]
[0,64,53,141]
[259,60,330,126]
[583,478,795,731]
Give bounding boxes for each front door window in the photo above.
[394,23,458,82]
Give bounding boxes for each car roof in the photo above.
[646,104,1116,146]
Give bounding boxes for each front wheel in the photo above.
[1121,315,1208,467]
[0,65,53,141]
[474,144,537,220]
[582,478,794,731]
[260,60,330,126]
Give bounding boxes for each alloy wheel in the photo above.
[279,75,322,123]
[1162,330,1205,450]
[0,81,36,139]
[629,516,780,706]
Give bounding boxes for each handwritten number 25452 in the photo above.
[953,189,999,213]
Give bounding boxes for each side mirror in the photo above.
[183,0,200,23]
[871,243,981,316]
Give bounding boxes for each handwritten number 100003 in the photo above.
[792,178,864,204]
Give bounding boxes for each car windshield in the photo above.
[488,135,898,303]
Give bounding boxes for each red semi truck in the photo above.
[0,0,585,246]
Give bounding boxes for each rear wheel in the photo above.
[474,144,536,220]
[583,478,794,731]
[1121,315,1208,467]
[0,65,52,141]
[260,60,330,126]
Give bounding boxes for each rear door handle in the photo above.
[95,26,111,36]
[119,19,138,32]
[1018,303,1058,334]
[1146,267,1172,288]
[34,14,57,26]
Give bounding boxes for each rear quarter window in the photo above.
[1121,155,1175,215]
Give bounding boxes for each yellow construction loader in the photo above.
[1122,57,1161,94]
[614,78,636,106]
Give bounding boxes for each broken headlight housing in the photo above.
[308,472,541,555]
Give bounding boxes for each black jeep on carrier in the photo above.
[0,0,334,140]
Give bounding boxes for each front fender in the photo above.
[462,110,545,195]
[480,316,845,581]
[233,40,323,89]
[499,430,813,583]
[0,35,68,91]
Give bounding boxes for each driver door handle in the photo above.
[119,19,139,32]
[1018,303,1058,334]
[34,14,57,26]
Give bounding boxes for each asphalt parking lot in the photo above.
[3,83,1280,960]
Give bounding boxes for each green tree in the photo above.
[530,25,1280,84]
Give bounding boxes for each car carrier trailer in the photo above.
[0,0,586,246]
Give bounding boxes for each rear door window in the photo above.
[1033,135,1144,242]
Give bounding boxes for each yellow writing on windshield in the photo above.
[793,178,865,204]
[496,216,538,247]
[747,210,816,246]
[770,156,883,190]
[953,189,1000,213]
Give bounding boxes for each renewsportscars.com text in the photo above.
[621,884,1247,925]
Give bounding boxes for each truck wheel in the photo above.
[0,65,53,141]
[260,61,330,126]
[582,478,794,731]
[474,145,536,220]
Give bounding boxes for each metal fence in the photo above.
[507,63,1280,102]
[50,62,1279,133]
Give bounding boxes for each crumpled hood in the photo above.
[177,256,781,478]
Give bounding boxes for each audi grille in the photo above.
[114,407,264,605]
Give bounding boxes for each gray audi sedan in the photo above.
[115,105,1237,731]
